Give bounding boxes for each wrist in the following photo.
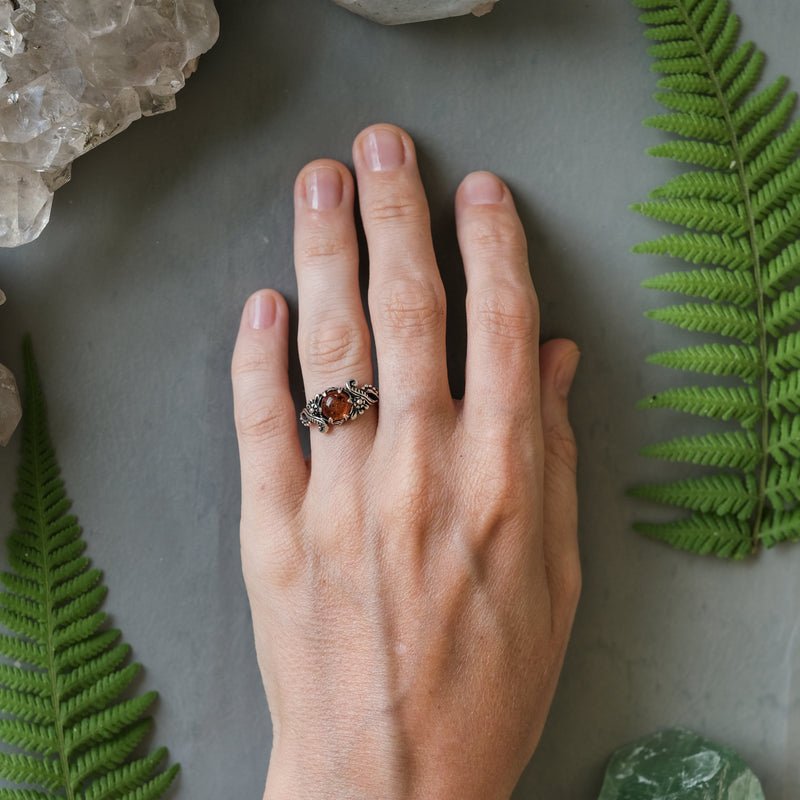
[265,745,516,800]
[264,734,408,800]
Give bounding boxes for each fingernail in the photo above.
[555,350,580,399]
[305,166,343,211]
[364,128,406,172]
[462,171,505,205]
[247,291,277,330]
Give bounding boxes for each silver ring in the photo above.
[300,379,379,433]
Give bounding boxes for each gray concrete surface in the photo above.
[1,0,798,797]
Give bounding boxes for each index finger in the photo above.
[232,290,308,522]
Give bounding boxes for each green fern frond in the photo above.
[68,720,153,790]
[80,745,165,800]
[629,472,758,518]
[732,76,790,133]
[768,369,800,415]
[638,385,761,427]
[634,232,754,270]
[762,241,800,296]
[745,120,800,188]
[656,73,716,93]
[634,512,752,558]
[767,413,800,464]
[760,508,800,547]
[752,159,800,222]
[768,331,800,378]
[0,338,178,800]
[640,430,761,469]
[642,266,755,304]
[765,285,800,335]
[0,754,62,793]
[652,91,725,117]
[0,790,54,800]
[632,199,747,235]
[740,93,796,162]
[645,302,759,341]
[647,343,761,380]
[757,195,800,257]
[650,170,742,202]
[644,113,732,143]
[631,0,800,557]
[646,139,734,169]
[765,460,800,509]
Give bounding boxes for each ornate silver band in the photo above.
[300,379,379,433]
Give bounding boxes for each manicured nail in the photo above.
[305,166,343,211]
[364,129,406,171]
[462,171,505,205]
[247,291,277,330]
[555,350,580,399]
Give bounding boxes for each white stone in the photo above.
[331,0,499,25]
[0,0,219,247]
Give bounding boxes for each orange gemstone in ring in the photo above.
[321,390,353,423]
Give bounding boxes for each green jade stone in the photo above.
[597,728,765,800]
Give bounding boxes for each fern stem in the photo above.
[25,352,75,800]
[675,0,770,553]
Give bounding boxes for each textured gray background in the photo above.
[1,0,799,797]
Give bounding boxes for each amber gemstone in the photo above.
[321,390,353,422]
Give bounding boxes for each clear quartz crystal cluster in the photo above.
[0,0,219,247]
[0,289,22,446]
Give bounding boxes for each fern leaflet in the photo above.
[0,339,179,799]
[631,0,800,557]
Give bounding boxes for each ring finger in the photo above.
[294,159,376,453]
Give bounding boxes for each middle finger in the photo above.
[353,124,454,427]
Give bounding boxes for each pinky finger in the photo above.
[539,339,581,636]
[232,290,308,522]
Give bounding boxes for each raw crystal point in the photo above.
[0,362,22,447]
[331,0,499,25]
[597,728,765,800]
[0,0,219,247]
[0,163,54,245]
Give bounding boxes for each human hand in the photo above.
[231,123,581,800]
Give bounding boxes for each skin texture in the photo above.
[231,124,581,800]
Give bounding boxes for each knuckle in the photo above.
[380,482,432,536]
[297,233,352,263]
[241,518,306,594]
[461,452,528,547]
[378,279,445,335]
[235,394,286,446]
[472,454,517,501]
[466,425,536,470]
[467,216,527,260]
[302,320,369,371]
[366,196,429,226]
[231,349,264,386]
[376,454,437,535]
[471,288,537,344]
